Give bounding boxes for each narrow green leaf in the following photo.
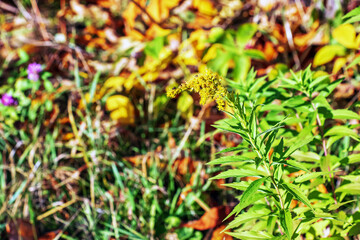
[325,126,360,141]
[226,231,274,239]
[346,55,360,69]
[244,49,266,60]
[88,71,101,104]
[238,177,268,209]
[210,168,266,180]
[207,155,253,165]
[294,171,337,183]
[330,109,360,120]
[282,182,314,211]
[335,183,360,195]
[224,192,268,221]
[216,146,247,154]
[224,209,271,231]
[284,137,314,159]
[279,209,293,240]
[318,78,342,97]
[342,154,360,164]
[328,200,356,211]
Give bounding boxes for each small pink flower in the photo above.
[27,62,42,81]
[1,93,16,106]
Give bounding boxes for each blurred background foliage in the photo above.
[1,0,360,239]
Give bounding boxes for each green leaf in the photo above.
[210,168,266,180]
[227,231,274,239]
[208,48,231,76]
[88,71,101,104]
[224,209,271,231]
[309,75,330,90]
[330,109,360,120]
[238,177,268,210]
[207,155,253,165]
[284,137,314,159]
[222,181,272,192]
[342,6,360,24]
[346,55,360,69]
[144,36,165,59]
[16,49,29,66]
[213,118,246,136]
[216,146,247,154]
[294,171,337,183]
[291,151,320,162]
[342,154,360,164]
[285,160,310,172]
[224,192,268,221]
[244,49,266,60]
[342,6,360,20]
[318,78,342,97]
[328,200,356,211]
[324,126,360,141]
[282,182,314,211]
[236,23,257,47]
[233,55,251,83]
[279,209,293,240]
[335,183,360,195]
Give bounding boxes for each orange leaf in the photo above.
[288,170,306,178]
[211,225,233,240]
[147,0,180,23]
[6,219,35,240]
[182,206,231,230]
[38,230,61,240]
[264,41,277,61]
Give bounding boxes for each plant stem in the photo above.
[246,132,285,209]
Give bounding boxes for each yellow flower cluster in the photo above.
[167,70,228,110]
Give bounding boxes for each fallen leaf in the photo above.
[288,170,306,178]
[106,95,135,124]
[6,219,35,240]
[313,45,346,67]
[211,225,233,240]
[193,0,218,16]
[332,24,358,49]
[182,206,231,230]
[332,57,347,74]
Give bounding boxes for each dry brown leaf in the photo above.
[182,206,231,230]
[6,219,35,240]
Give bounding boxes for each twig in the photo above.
[30,0,50,41]
[12,0,32,19]
[0,1,18,14]
[171,103,211,162]
[283,14,301,70]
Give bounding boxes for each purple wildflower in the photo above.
[1,93,16,106]
[27,62,42,81]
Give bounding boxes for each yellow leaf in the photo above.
[103,76,134,92]
[332,57,347,74]
[177,92,193,119]
[147,0,180,23]
[313,45,346,67]
[202,44,219,62]
[332,24,358,49]
[312,70,328,79]
[106,95,135,124]
[145,24,171,39]
[193,0,217,16]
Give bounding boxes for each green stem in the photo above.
[246,132,285,210]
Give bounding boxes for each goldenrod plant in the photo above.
[168,66,360,239]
